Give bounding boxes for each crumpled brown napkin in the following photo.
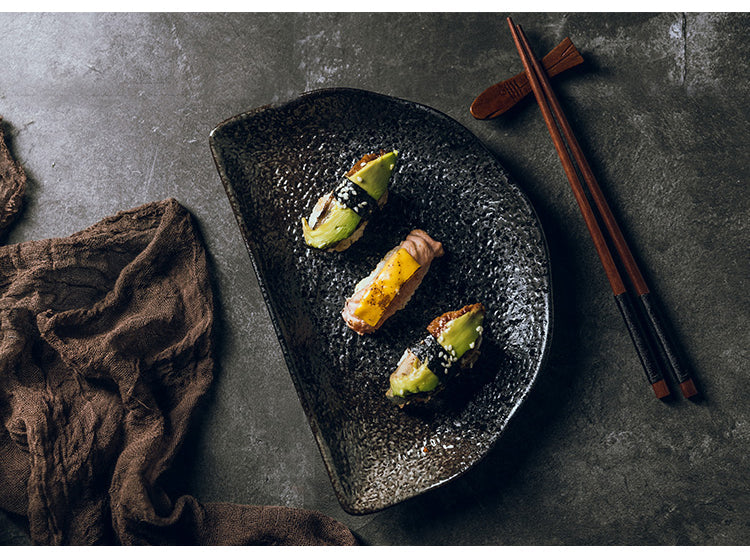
[0,121,356,545]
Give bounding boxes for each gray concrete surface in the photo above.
[0,12,748,545]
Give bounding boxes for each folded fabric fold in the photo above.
[0,123,355,546]
[0,117,26,239]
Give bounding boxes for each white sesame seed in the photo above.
[469,341,475,349]
[356,176,363,182]
[389,164,394,169]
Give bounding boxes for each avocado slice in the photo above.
[436,306,485,361]
[301,197,361,249]
[302,150,398,251]
[388,354,441,398]
[387,304,486,407]
[345,150,398,202]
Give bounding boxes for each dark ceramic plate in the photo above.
[209,88,551,515]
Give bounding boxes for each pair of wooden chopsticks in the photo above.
[506,17,697,400]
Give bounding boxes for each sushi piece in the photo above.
[386,303,486,407]
[301,150,398,251]
[342,229,444,335]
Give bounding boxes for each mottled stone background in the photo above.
[0,12,747,545]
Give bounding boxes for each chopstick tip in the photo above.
[651,379,670,400]
[679,378,699,399]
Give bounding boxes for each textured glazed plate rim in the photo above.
[209,87,553,514]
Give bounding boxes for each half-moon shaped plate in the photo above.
[209,88,552,514]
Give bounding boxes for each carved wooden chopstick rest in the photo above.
[470,37,583,120]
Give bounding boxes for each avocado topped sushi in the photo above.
[387,303,486,407]
[302,150,398,251]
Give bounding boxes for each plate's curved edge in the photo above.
[208,87,554,516]
[208,104,359,514]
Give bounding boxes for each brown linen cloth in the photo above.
[0,117,26,239]
[0,123,356,545]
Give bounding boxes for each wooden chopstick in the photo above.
[511,22,697,399]
[506,17,689,400]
